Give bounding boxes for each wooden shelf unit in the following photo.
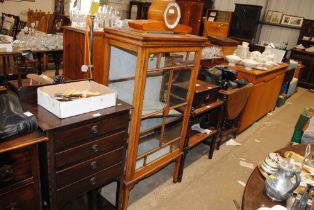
[259,21,301,30]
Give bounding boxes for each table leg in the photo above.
[17,55,27,88]
[2,57,8,85]
[37,52,43,75]
[87,190,98,210]
[53,51,62,76]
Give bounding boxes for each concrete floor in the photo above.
[125,88,314,210]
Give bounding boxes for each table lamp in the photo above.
[82,0,100,79]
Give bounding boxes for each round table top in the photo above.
[242,144,307,210]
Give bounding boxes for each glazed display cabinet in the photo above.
[103,28,206,209]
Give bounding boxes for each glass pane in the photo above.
[189,52,195,64]
[168,68,192,107]
[160,115,182,146]
[109,80,134,105]
[164,52,187,67]
[109,46,137,81]
[148,53,166,70]
[142,75,164,116]
[108,46,137,106]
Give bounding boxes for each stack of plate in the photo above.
[260,153,284,175]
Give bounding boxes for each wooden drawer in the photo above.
[56,147,124,188]
[55,131,127,169]
[205,21,229,38]
[54,112,129,151]
[0,182,36,210]
[57,163,123,207]
[193,80,220,109]
[0,147,32,188]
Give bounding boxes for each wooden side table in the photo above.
[177,80,223,181]
[242,144,307,210]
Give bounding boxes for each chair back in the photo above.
[47,13,70,34]
[0,13,20,39]
[37,12,51,33]
[219,83,253,120]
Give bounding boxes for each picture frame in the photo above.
[207,17,215,22]
[288,16,304,27]
[281,15,303,27]
[209,11,217,17]
[270,11,283,24]
[281,15,291,25]
[265,10,273,22]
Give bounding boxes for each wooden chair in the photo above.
[0,13,20,39]
[37,12,51,33]
[216,83,253,149]
[27,9,35,27]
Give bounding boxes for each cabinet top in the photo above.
[0,131,47,154]
[234,3,263,8]
[22,100,131,132]
[104,28,207,47]
[230,63,289,76]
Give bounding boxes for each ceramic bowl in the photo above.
[225,54,241,66]
[242,59,258,70]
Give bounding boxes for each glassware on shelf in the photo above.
[70,4,124,30]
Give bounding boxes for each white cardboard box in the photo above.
[0,42,13,52]
[37,81,117,118]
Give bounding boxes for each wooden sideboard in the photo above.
[63,26,106,84]
[290,49,314,89]
[231,63,288,132]
[22,99,131,210]
[0,131,47,210]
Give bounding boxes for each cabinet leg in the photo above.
[87,190,98,210]
[121,183,130,210]
[208,134,217,159]
[173,156,184,183]
[116,180,123,210]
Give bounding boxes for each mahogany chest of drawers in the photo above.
[23,100,131,210]
[0,132,47,210]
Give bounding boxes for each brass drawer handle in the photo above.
[90,161,97,170]
[0,165,14,183]
[5,202,19,210]
[91,125,99,134]
[91,144,100,153]
[90,177,97,185]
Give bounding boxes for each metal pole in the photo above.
[89,15,95,79]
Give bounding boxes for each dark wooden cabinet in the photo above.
[290,19,314,89]
[290,49,314,89]
[177,0,204,35]
[23,100,131,210]
[0,132,47,210]
[229,4,262,44]
[128,1,151,20]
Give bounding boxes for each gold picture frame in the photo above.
[265,10,273,22]
[270,11,283,24]
[281,15,303,27]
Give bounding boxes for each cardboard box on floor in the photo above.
[37,81,117,118]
